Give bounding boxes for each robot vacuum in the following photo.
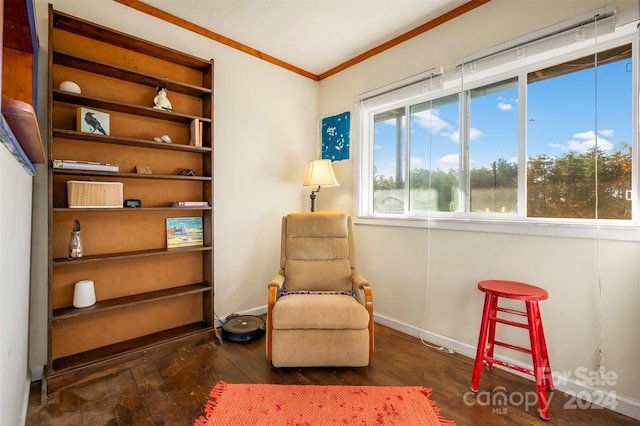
[221,315,266,342]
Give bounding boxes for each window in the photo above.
[408,94,460,213]
[373,107,405,213]
[527,45,632,220]
[468,79,519,214]
[360,18,636,230]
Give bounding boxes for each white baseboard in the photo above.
[30,365,43,382]
[374,313,640,421]
[216,305,267,328]
[21,370,32,426]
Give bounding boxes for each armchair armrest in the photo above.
[266,274,284,361]
[352,271,370,289]
[268,274,285,314]
[268,274,285,289]
[268,274,285,308]
[352,270,374,359]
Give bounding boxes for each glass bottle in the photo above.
[68,230,83,260]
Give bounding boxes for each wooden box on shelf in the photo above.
[46,7,215,396]
[67,180,123,208]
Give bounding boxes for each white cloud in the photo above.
[451,127,482,143]
[437,154,459,171]
[374,144,382,150]
[497,96,517,111]
[469,128,483,141]
[598,129,614,137]
[412,109,454,134]
[410,156,422,167]
[561,130,614,154]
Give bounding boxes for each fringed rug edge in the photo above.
[419,387,457,426]
[194,380,228,426]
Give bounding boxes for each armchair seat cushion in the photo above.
[272,294,369,330]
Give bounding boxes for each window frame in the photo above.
[355,25,639,242]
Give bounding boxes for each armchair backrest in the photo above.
[280,212,355,292]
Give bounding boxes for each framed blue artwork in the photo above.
[321,111,350,161]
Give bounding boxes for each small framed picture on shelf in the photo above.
[166,217,203,249]
[77,107,110,136]
[136,165,152,174]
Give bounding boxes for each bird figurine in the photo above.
[153,86,173,112]
[84,112,107,135]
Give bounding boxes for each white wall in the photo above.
[318,0,640,419]
[0,145,33,425]
[29,0,319,375]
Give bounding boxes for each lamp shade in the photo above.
[303,159,340,187]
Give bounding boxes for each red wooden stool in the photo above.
[470,280,554,420]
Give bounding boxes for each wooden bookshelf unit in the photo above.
[46,7,215,395]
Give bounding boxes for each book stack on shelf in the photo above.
[172,201,209,208]
[190,119,203,147]
[53,159,119,172]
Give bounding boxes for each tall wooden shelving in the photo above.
[46,7,215,394]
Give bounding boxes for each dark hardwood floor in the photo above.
[27,323,639,425]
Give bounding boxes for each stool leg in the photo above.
[535,306,554,391]
[471,293,494,392]
[526,301,550,420]
[485,295,498,371]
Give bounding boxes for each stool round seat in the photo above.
[478,280,548,301]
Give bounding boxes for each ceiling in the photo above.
[139,0,471,78]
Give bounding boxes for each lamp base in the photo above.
[309,186,320,212]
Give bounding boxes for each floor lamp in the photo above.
[303,159,340,212]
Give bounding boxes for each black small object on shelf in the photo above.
[123,199,142,208]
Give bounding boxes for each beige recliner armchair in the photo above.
[266,212,374,367]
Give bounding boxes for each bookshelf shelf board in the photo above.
[53,90,212,124]
[53,129,211,152]
[52,10,211,71]
[53,206,212,212]
[2,98,46,163]
[53,283,212,320]
[50,322,213,373]
[52,168,212,181]
[52,246,212,266]
[53,51,212,97]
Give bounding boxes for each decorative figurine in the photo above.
[153,135,173,143]
[68,219,83,260]
[153,86,173,111]
[59,80,82,94]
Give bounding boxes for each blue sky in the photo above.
[374,56,632,177]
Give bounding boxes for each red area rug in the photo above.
[194,381,455,425]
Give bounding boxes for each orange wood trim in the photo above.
[361,283,374,359]
[112,0,320,81]
[266,285,278,360]
[318,0,492,80]
[114,0,489,81]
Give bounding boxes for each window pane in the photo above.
[409,94,460,212]
[373,108,406,214]
[469,78,519,213]
[527,45,632,219]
